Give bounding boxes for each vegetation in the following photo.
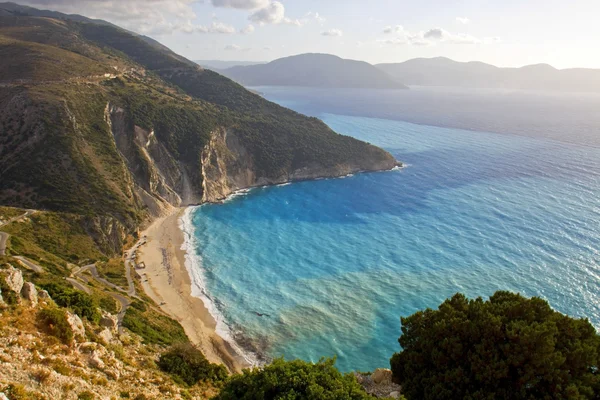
[158,343,228,386]
[122,303,188,346]
[38,307,74,344]
[96,258,128,288]
[214,358,375,400]
[0,276,19,305]
[2,210,103,264]
[41,282,101,323]
[390,291,600,400]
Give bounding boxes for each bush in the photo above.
[78,391,95,400]
[122,305,187,346]
[390,291,600,400]
[40,282,101,323]
[38,307,73,344]
[214,358,374,400]
[158,343,228,386]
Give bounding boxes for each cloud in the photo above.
[456,17,470,24]
[423,27,444,40]
[377,37,407,46]
[240,24,255,34]
[304,11,326,25]
[224,44,251,51]
[383,25,403,34]
[321,28,343,37]
[379,25,493,47]
[211,0,269,9]
[13,0,200,35]
[248,1,302,26]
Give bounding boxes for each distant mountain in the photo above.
[219,53,408,89]
[196,60,265,70]
[377,57,600,92]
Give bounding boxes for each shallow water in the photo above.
[183,87,600,372]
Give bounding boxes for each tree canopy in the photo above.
[214,358,375,400]
[390,291,600,400]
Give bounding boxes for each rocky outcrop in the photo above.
[20,282,37,306]
[1,266,23,294]
[372,368,393,385]
[355,370,402,399]
[100,311,118,331]
[200,128,399,203]
[66,311,85,340]
[82,215,128,256]
[105,103,203,216]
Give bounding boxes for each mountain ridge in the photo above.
[219,53,408,89]
[0,11,399,240]
[377,57,600,92]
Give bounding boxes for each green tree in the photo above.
[390,291,600,400]
[213,357,374,400]
[158,343,228,386]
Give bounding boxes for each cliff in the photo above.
[0,14,399,239]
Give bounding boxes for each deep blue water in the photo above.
[182,87,600,372]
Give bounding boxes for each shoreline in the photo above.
[137,208,248,373]
[134,166,404,373]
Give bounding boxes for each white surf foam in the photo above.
[179,207,261,366]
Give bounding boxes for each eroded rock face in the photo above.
[1,266,23,294]
[21,282,38,306]
[66,311,85,339]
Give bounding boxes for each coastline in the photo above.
[137,208,248,373]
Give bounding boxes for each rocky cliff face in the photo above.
[105,103,203,216]
[200,128,399,202]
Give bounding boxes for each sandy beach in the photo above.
[137,208,246,373]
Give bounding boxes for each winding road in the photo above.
[0,210,36,256]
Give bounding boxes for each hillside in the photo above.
[0,12,398,238]
[219,53,408,89]
[377,57,600,92]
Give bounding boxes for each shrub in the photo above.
[390,291,600,400]
[78,391,95,400]
[38,307,73,344]
[158,343,228,386]
[40,282,101,323]
[122,305,187,346]
[214,357,374,400]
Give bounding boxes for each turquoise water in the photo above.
[183,88,600,372]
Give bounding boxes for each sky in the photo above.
[11,0,600,69]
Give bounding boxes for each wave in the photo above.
[179,207,261,366]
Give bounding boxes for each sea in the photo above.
[181,85,600,372]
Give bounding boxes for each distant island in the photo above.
[210,53,600,93]
[377,57,600,93]
[217,53,408,90]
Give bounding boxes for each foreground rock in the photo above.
[355,370,402,399]
[100,311,118,331]
[66,311,85,339]
[20,282,38,306]
[1,266,23,294]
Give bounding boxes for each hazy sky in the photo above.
[13,0,600,68]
